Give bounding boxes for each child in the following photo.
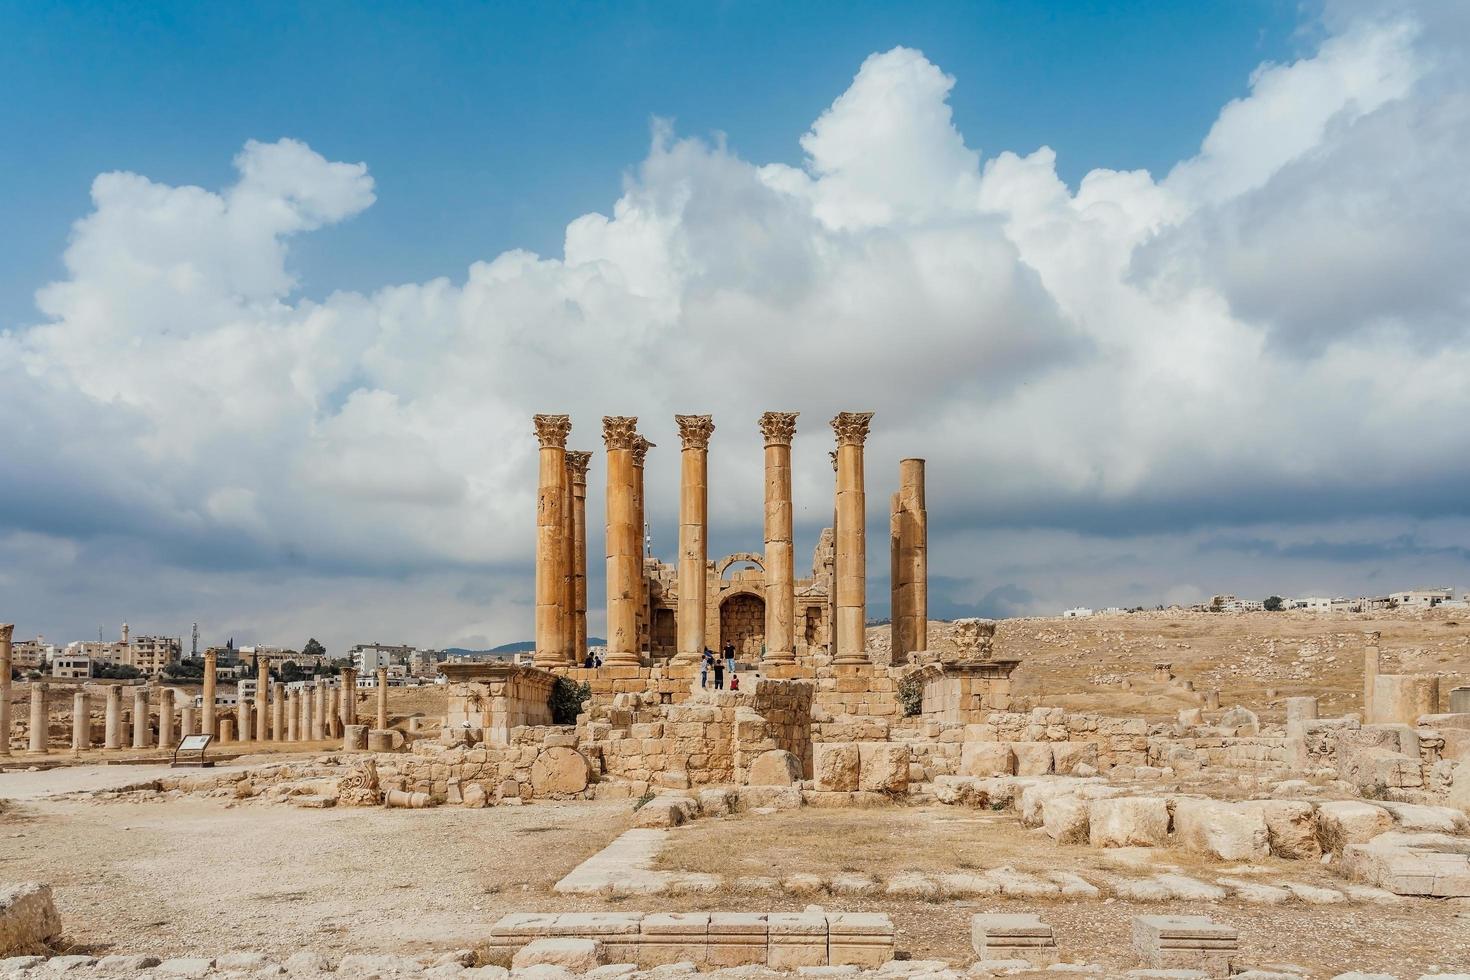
[729,673,740,692]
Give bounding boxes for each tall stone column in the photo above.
[760,412,799,667]
[328,686,343,738]
[132,686,151,748]
[299,692,312,743]
[271,682,285,741]
[73,691,91,751]
[602,417,642,667]
[104,685,123,749]
[201,649,217,738]
[632,436,655,655]
[831,412,874,665]
[287,689,299,741]
[158,688,175,749]
[559,454,576,664]
[567,452,592,663]
[312,678,327,740]
[238,700,252,742]
[375,667,389,730]
[1363,630,1381,723]
[0,624,12,756]
[533,414,572,667]
[29,683,48,753]
[890,491,905,660]
[891,458,927,662]
[675,416,715,664]
[256,658,271,742]
[341,669,357,727]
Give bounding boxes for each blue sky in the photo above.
[2,1,1304,332]
[3,0,1468,653]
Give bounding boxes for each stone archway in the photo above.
[719,592,766,660]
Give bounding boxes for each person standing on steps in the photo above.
[724,641,736,679]
[713,653,725,691]
[701,647,713,689]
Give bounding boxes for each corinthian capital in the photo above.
[675,414,715,450]
[632,436,656,467]
[830,411,874,447]
[533,414,572,449]
[759,411,799,447]
[0,623,12,643]
[602,416,640,451]
[565,450,593,482]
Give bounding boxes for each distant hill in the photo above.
[444,639,605,657]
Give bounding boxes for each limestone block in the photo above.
[639,912,708,966]
[1246,800,1321,860]
[530,746,591,797]
[1377,801,1470,834]
[738,785,803,811]
[635,796,697,828]
[1011,742,1054,776]
[1052,742,1099,774]
[1316,801,1394,853]
[513,939,604,972]
[827,912,894,968]
[706,913,767,967]
[1041,795,1091,844]
[960,742,1015,777]
[1449,760,1470,815]
[813,742,860,792]
[462,782,490,808]
[1089,797,1170,848]
[1341,831,1470,897]
[766,912,827,969]
[0,883,62,956]
[697,788,736,817]
[970,913,1058,966]
[1219,707,1259,736]
[747,750,802,786]
[1171,798,1269,861]
[1130,915,1236,975]
[857,742,909,793]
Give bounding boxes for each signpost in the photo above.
[171,733,214,768]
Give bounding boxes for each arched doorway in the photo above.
[719,593,766,660]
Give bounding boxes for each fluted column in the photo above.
[375,667,389,729]
[674,416,714,664]
[132,686,151,748]
[271,682,285,741]
[761,412,799,667]
[0,624,12,756]
[201,649,217,737]
[104,684,123,749]
[533,415,572,667]
[891,458,928,663]
[832,412,874,665]
[603,417,642,666]
[29,682,47,753]
[567,452,592,663]
[632,436,654,656]
[73,691,91,751]
[158,688,175,748]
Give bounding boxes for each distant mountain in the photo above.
[444,639,605,657]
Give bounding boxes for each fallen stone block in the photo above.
[1316,801,1393,853]
[1041,795,1090,843]
[858,743,910,794]
[1011,742,1054,776]
[960,742,1016,777]
[1340,831,1470,897]
[748,750,803,787]
[1090,797,1170,848]
[0,883,62,957]
[1171,798,1269,861]
[970,913,1059,966]
[813,743,860,792]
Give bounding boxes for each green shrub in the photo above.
[898,673,924,717]
[549,676,592,725]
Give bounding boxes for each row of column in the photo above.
[530,410,880,669]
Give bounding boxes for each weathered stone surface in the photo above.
[285,950,334,974]
[1089,798,1170,848]
[96,954,163,971]
[1377,801,1470,834]
[0,882,62,957]
[1011,742,1054,776]
[1316,801,1394,853]
[513,939,604,972]
[858,742,909,794]
[748,750,803,786]
[634,796,698,828]
[1041,795,1091,844]
[157,957,216,977]
[530,747,592,796]
[1171,798,1269,861]
[1341,831,1470,897]
[1243,800,1321,860]
[813,743,860,792]
[1052,742,1098,774]
[960,742,1015,777]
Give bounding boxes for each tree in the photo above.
[1264,596,1284,612]
[303,638,326,659]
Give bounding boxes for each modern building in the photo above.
[63,640,127,665]
[1061,607,1093,618]
[350,643,416,673]
[128,635,181,675]
[1390,588,1455,609]
[52,654,92,679]
[12,637,54,672]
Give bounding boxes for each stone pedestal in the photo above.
[72,691,91,751]
[132,687,151,749]
[104,685,123,749]
[366,729,396,752]
[1451,686,1470,714]
[29,683,48,754]
[675,415,715,664]
[761,412,798,667]
[201,649,217,739]
[831,412,873,665]
[219,718,234,743]
[922,660,1021,722]
[533,414,572,667]
[0,624,12,756]
[603,416,642,667]
[158,687,175,749]
[344,724,369,751]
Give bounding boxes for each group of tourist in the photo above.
[700,642,739,691]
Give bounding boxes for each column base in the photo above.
[531,650,565,668]
[602,650,642,668]
[832,653,873,667]
[762,651,797,668]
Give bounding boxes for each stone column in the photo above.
[675,416,715,664]
[533,414,572,667]
[1362,631,1381,723]
[268,682,283,740]
[760,412,799,667]
[567,451,592,663]
[132,686,151,749]
[312,678,327,740]
[255,658,271,742]
[329,686,343,738]
[287,690,299,741]
[299,692,312,743]
[201,649,217,738]
[602,417,642,666]
[238,700,252,742]
[632,436,654,656]
[158,688,175,748]
[341,669,357,727]
[72,691,91,751]
[180,705,196,737]
[831,412,874,665]
[220,718,234,743]
[892,458,927,662]
[104,685,123,749]
[375,668,389,730]
[890,491,905,659]
[0,624,12,757]
[560,453,577,664]
[29,682,48,753]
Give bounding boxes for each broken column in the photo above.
[201,648,217,737]
[675,415,715,664]
[104,684,123,750]
[0,624,11,756]
[158,687,174,748]
[28,682,48,754]
[533,414,572,668]
[1362,630,1381,722]
[831,412,874,665]
[760,412,799,667]
[180,705,196,737]
[72,690,90,751]
[1373,673,1440,725]
[376,667,389,730]
[132,686,151,749]
[238,700,252,742]
[602,416,642,667]
[567,450,593,664]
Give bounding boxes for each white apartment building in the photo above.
[52,654,92,679]
[1390,588,1455,609]
[1062,607,1093,618]
[350,643,416,673]
[63,640,127,665]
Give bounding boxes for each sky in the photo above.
[2,0,1469,656]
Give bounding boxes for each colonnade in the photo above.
[532,410,889,670]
